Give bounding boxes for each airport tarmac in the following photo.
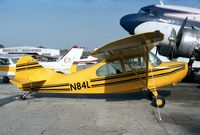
[0,80,200,135]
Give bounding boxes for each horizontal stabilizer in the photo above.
[11,79,46,87]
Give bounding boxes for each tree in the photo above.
[0,44,4,48]
[38,46,45,48]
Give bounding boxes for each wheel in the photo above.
[152,95,165,108]
[3,77,10,83]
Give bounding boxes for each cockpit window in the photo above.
[97,60,122,76]
[149,52,162,66]
[0,58,10,65]
[139,8,151,13]
[139,8,158,16]
[124,57,146,72]
[139,9,147,14]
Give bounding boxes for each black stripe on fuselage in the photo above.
[91,70,146,82]
[91,64,185,82]
[19,88,70,91]
[16,62,39,68]
[91,65,185,88]
[91,76,146,88]
[16,65,43,71]
[31,88,70,91]
[19,83,70,89]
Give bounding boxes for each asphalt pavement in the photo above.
[0,80,200,135]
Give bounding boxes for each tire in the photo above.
[152,95,165,108]
[3,77,10,83]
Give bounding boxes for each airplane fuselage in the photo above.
[120,4,200,35]
[15,56,188,95]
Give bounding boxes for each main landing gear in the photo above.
[148,89,165,108]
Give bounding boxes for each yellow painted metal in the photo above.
[147,62,188,90]
[156,99,163,106]
[70,64,78,73]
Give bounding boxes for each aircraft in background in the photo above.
[11,32,188,108]
[0,46,84,83]
[41,46,84,74]
[120,4,200,77]
[0,54,25,83]
[76,56,98,66]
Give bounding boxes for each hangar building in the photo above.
[0,46,60,57]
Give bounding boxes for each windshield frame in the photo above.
[149,52,162,66]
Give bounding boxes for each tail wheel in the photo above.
[152,95,165,108]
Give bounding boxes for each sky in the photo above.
[0,0,200,51]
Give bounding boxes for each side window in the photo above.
[97,61,122,76]
[0,58,10,65]
[124,57,146,72]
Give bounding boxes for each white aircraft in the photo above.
[0,54,22,83]
[0,46,84,83]
[41,46,84,73]
[120,4,200,79]
[76,56,98,66]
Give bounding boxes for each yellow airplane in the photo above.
[11,32,188,108]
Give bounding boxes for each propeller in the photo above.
[176,17,188,48]
[169,17,188,59]
[168,28,177,59]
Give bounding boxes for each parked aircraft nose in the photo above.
[120,14,143,35]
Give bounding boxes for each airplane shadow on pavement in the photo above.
[30,90,171,102]
[0,95,20,107]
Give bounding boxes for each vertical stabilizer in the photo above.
[58,46,84,67]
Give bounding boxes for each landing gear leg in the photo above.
[149,89,165,108]
[147,89,154,100]
[188,58,194,76]
[17,92,33,100]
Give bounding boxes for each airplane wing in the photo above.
[91,32,164,60]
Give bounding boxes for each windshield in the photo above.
[149,52,162,66]
[139,8,158,16]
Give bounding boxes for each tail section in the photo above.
[58,46,84,67]
[11,56,49,91]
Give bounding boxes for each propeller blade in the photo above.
[168,28,177,59]
[176,17,188,44]
[168,28,176,42]
[156,47,158,55]
[169,17,187,60]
